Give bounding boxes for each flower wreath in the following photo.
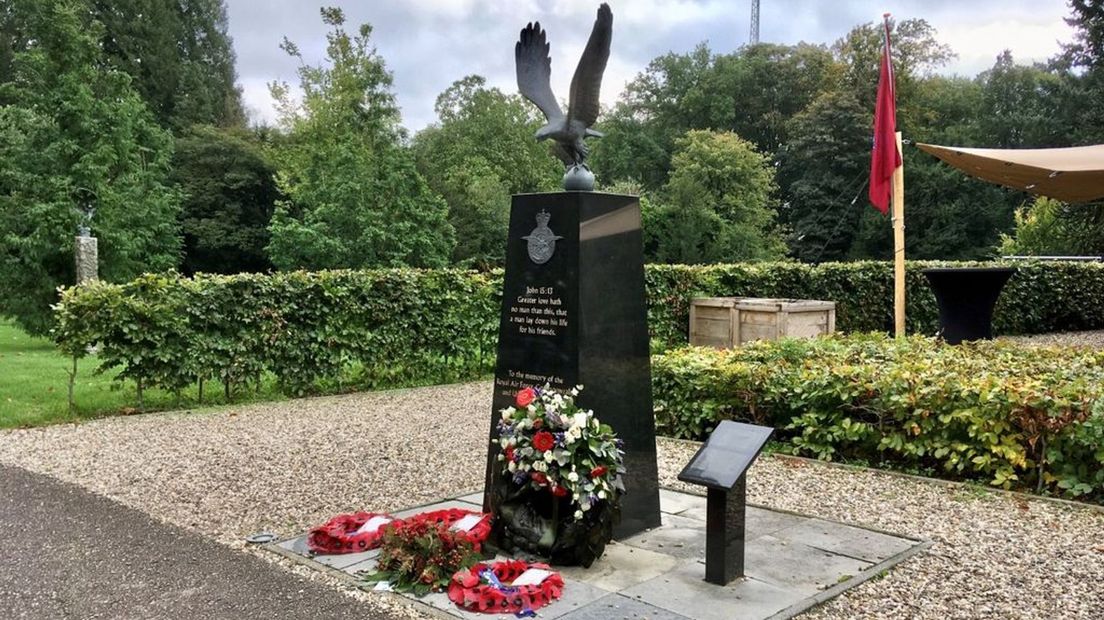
[307,511,396,554]
[448,559,564,614]
[402,508,493,552]
[308,509,492,555]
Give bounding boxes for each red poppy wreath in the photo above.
[307,512,396,554]
[402,508,493,552]
[448,559,564,614]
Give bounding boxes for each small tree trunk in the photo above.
[67,357,78,414]
[224,378,231,401]
[136,379,145,410]
[198,377,204,403]
[1037,435,1047,493]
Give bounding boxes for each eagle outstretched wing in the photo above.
[567,3,612,127]
[516,22,563,122]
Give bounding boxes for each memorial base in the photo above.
[495,488,618,568]
[269,488,928,620]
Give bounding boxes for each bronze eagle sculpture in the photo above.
[515,4,612,190]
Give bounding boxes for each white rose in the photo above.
[508,437,517,447]
[567,472,579,483]
[581,501,591,511]
[544,451,554,463]
[574,510,584,519]
[507,461,516,472]
[598,490,607,499]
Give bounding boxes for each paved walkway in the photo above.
[0,464,388,620]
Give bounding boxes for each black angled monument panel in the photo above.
[483,191,662,540]
[678,420,773,585]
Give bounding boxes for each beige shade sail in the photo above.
[916,143,1104,203]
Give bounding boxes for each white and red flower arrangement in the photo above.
[497,385,623,520]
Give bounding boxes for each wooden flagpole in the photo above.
[893,131,906,337]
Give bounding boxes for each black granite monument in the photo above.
[482,191,662,540]
[678,421,774,586]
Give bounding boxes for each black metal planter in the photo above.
[922,267,1017,344]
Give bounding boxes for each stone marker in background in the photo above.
[74,196,98,284]
[483,191,662,540]
[74,235,98,284]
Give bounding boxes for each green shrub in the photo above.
[53,260,1104,408]
[652,334,1104,500]
[54,269,501,398]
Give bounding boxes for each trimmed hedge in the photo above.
[55,270,500,397]
[54,260,1104,400]
[652,335,1104,499]
[645,260,1104,350]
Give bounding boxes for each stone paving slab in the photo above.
[772,518,916,564]
[266,488,928,620]
[742,535,872,594]
[557,541,682,592]
[659,488,706,515]
[622,561,797,620]
[559,593,692,619]
[394,499,483,518]
[618,512,707,560]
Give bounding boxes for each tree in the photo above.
[266,7,453,270]
[976,51,1068,148]
[91,0,244,128]
[591,42,838,191]
[997,197,1104,256]
[777,90,871,262]
[0,0,181,335]
[1063,0,1104,69]
[647,130,786,264]
[412,75,560,266]
[833,18,954,113]
[171,125,279,274]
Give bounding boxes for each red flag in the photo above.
[869,16,901,214]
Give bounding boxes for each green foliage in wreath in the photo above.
[361,519,482,597]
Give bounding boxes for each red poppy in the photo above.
[531,472,548,485]
[532,431,555,452]
[590,466,607,478]
[552,485,568,497]
[516,388,537,407]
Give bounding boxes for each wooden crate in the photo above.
[689,297,836,348]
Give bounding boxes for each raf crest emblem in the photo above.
[522,210,563,265]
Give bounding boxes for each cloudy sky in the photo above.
[225,0,1076,131]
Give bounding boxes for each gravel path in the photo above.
[1001,329,1104,349]
[2,381,1103,619]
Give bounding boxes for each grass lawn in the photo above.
[0,321,284,429]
